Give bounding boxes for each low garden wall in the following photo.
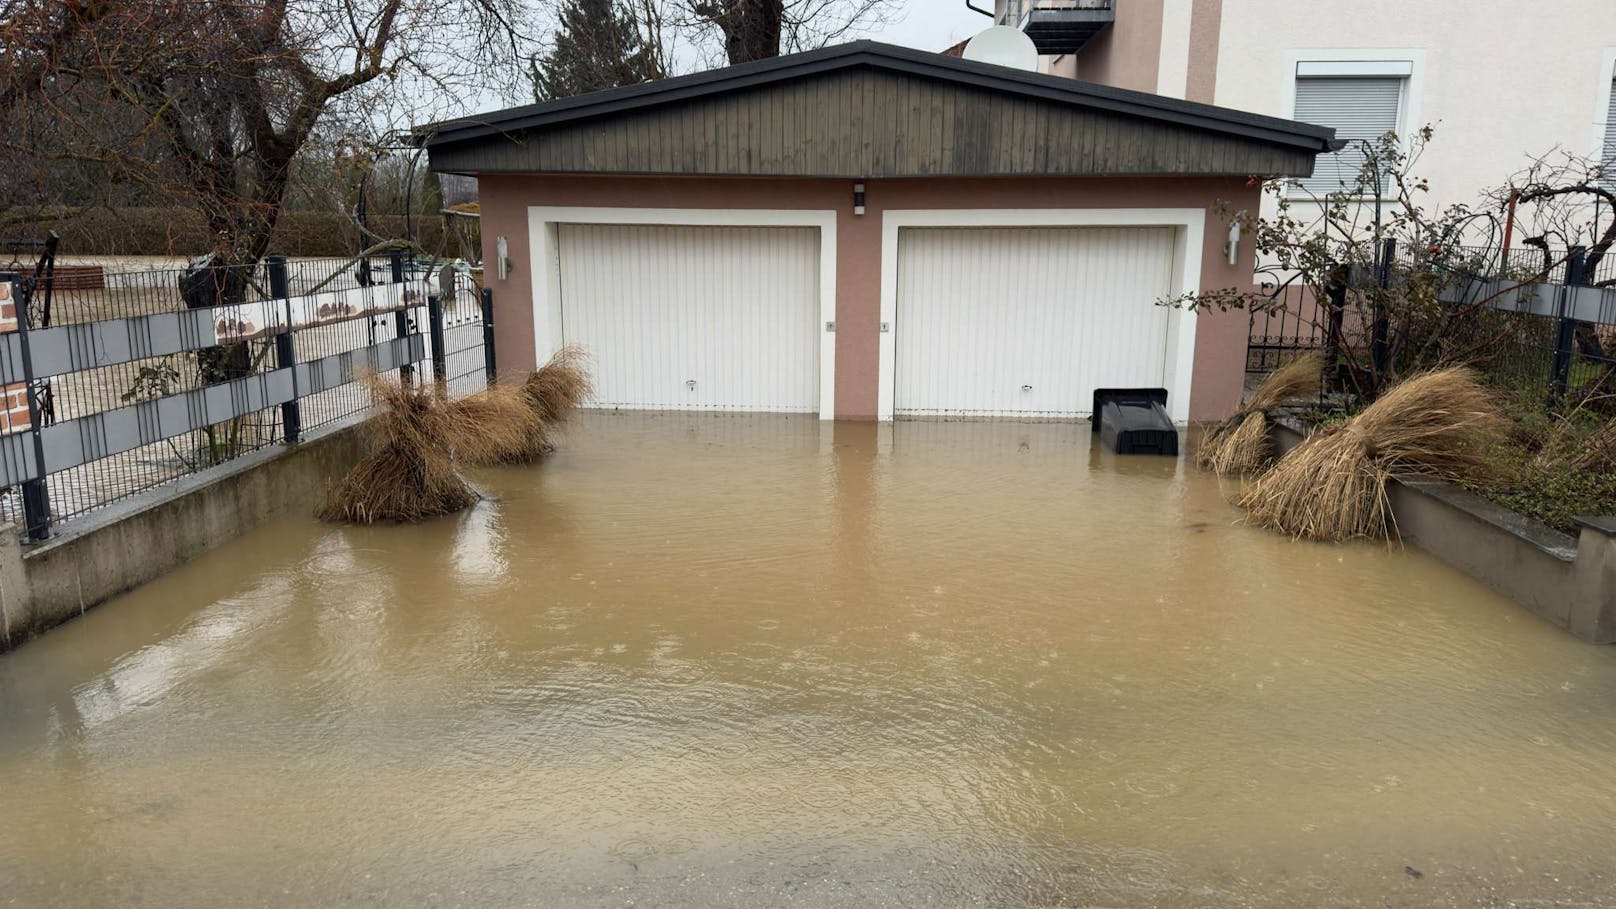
[1273,418,1616,643]
[0,418,367,652]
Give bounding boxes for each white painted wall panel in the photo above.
[557,224,820,413]
[1211,3,1616,219]
[894,226,1176,418]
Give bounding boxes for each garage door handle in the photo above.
[1022,385,1033,392]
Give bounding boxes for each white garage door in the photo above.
[894,226,1178,418]
[557,223,820,413]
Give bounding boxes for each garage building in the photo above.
[418,41,1334,423]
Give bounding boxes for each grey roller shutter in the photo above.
[1294,76,1404,196]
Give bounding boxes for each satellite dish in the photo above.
[962,26,1039,72]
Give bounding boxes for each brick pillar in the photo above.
[0,282,30,435]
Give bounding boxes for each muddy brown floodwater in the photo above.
[3,414,1616,908]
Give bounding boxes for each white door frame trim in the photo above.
[878,208,1205,423]
[527,206,839,420]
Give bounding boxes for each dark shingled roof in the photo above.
[416,40,1335,154]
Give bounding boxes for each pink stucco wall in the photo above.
[1185,0,1225,104]
[477,174,1260,422]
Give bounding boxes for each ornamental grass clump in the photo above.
[1240,367,1505,542]
[523,345,593,425]
[1197,354,1322,476]
[445,384,552,466]
[319,375,479,524]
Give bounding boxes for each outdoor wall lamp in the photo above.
[853,182,867,216]
[495,235,513,280]
[1225,217,1243,266]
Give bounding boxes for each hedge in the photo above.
[2,207,459,258]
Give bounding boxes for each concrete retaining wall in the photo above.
[0,420,367,651]
[1273,419,1616,643]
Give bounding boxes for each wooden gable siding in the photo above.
[429,68,1316,178]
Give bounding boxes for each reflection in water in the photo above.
[2,412,1616,908]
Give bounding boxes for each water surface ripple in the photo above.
[2,414,1615,907]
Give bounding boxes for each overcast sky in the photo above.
[863,1,994,54]
[433,2,999,120]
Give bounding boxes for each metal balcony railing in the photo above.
[997,0,1115,55]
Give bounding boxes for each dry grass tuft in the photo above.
[446,384,552,466]
[1562,418,1616,473]
[1532,398,1616,475]
[1197,354,1322,475]
[522,344,594,425]
[1240,367,1505,541]
[318,376,479,524]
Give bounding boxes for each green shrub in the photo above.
[1487,469,1616,536]
[1463,398,1616,535]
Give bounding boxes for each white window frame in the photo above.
[1592,47,1616,189]
[526,206,839,421]
[1282,48,1426,202]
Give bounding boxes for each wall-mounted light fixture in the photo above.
[495,235,512,280]
[853,182,867,217]
[1225,217,1243,267]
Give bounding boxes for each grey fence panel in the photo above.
[0,309,221,384]
[295,334,425,394]
[3,333,427,485]
[0,334,19,381]
[1565,285,1616,322]
[27,370,296,481]
[1437,279,1616,322]
[0,433,40,489]
[0,258,490,540]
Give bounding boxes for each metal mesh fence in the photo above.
[1448,309,1615,404]
[0,254,489,537]
[1247,245,1616,408]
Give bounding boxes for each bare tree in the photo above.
[0,0,525,271]
[684,0,890,65]
[1491,150,1616,284]
[1165,127,1600,400]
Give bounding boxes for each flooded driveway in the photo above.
[3,414,1615,907]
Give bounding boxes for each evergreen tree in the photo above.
[532,0,663,101]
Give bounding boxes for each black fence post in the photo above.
[390,251,414,387]
[1550,246,1588,403]
[427,292,448,387]
[267,256,300,446]
[1323,271,1347,393]
[9,280,50,542]
[1370,238,1395,396]
[480,287,497,384]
